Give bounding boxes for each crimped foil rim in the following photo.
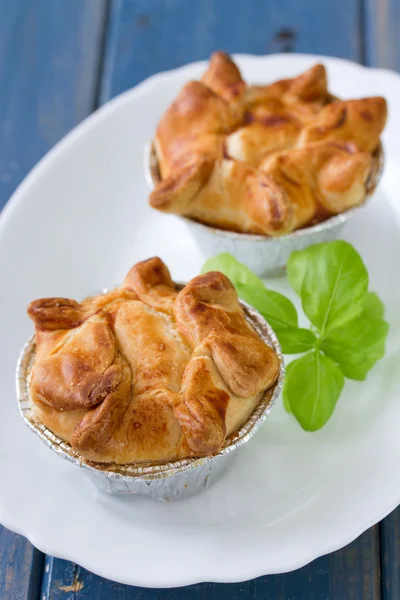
[144,140,384,242]
[16,291,285,482]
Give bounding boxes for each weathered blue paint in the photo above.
[380,511,400,600]
[0,528,43,600]
[364,0,400,69]
[100,0,362,103]
[364,2,400,599]
[0,0,108,211]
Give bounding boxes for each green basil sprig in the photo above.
[201,241,389,431]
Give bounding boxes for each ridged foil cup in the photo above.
[145,142,384,277]
[17,291,284,501]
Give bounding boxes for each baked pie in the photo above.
[150,52,387,236]
[27,258,280,465]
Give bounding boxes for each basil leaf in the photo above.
[300,241,368,335]
[283,350,344,431]
[276,327,317,354]
[236,282,298,330]
[360,291,385,320]
[201,253,298,330]
[287,243,322,295]
[282,361,295,413]
[321,317,389,380]
[201,253,264,289]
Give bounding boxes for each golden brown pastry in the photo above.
[202,51,246,104]
[225,117,302,167]
[150,52,387,234]
[155,80,232,180]
[245,63,329,112]
[297,97,387,152]
[201,51,246,123]
[151,157,294,235]
[151,141,372,236]
[257,141,373,231]
[27,258,279,464]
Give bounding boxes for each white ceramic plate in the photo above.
[1,54,400,588]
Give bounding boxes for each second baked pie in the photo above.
[26,257,280,465]
[149,52,387,236]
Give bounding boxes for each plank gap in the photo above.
[359,0,367,64]
[93,0,113,111]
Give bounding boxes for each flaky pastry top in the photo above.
[27,258,279,465]
[150,52,387,235]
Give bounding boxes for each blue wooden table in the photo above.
[0,1,399,598]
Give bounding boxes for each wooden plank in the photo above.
[0,0,108,210]
[364,3,400,599]
[381,509,400,600]
[0,528,43,600]
[364,0,400,69]
[44,0,382,597]
[0,0,107,597]
[41,529,381,599]
[100,0,362,102]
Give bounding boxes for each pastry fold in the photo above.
[28,258,279,464]
[150,52,386,234]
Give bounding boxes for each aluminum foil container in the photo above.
[145,142,384,277]
[17,296,284,501]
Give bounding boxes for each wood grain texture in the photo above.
[40,529,381,599]
[364,0,400,69]
[0,0,108,597]
[0,0,108,210]
[0,528,43,600]
[380,510,400,600]
[364,2,400,599]
[100,0,362,102]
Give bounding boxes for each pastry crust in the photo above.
[27,258,279,464]
[257,141,373,232]
[202,51,246,105]
[150,52,386,234]
[155,80,232,180]
[298,97,387,152]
